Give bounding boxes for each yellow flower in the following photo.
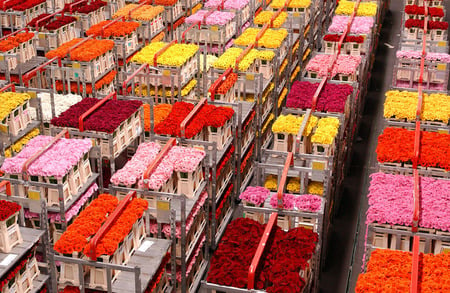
[335,0,377,16]
[136,79,197,97]
[287,177,300,192]
[311,117,340,145]
[384,90,450,123]
[213,47,260,71]
[262,114,274,133]
[234,28,288,49]
[270,0,310,9]
[278,88,288,107]
[113,4,165,21]
[131,42,199,67]
[272,114,318,135]
[254,11,288,28]
[264,174,278,190]
[258,50,275,61]
[5,128,40,157]
[199,54,218,73]
[308,181,323,195]
[0,92,32,122]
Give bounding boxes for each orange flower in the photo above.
[54,70,117,94]
[151,31,165,43]
[0,32,34,52]
[143,103,172,131]
[45,38,83,59]
[70,39,115,62]
[86,20,140,38]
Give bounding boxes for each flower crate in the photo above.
[207,119,232,151]
[323,33,370,56]
[75,6,108,33]
[268,0,311,23]
[0,209,22,253]
[184,10,237,44]
[1,1,46,29]
[134,79,198,104]
[0,34,36,71]
[204,0,252,25]
[0,99,32,138]
[403,20,448,41]
[305,53,364,82]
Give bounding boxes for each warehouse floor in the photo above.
[319,1,406,292]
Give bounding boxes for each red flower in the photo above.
[405,19,449,30]
[0,200,21,221]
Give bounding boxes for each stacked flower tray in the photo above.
[305,53,365,82]
[0,31,36,72]
[0,200,47,293]
[0,0,47,30]
[203,0,255,34]
[65,0,108,34]
[112,4,165,44]
[54,192,172,293]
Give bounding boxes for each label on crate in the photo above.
[137,240,154,252]
[38,33,45,39]
[28,190,41,200]
[312,161,325,171]
[438,128,449,134]
[437,63,447,71]
[0,254,17,267]
[211,26,218,31]
[0,124,8,133]
[438,41,447,47]
[0,55,4,61]
[293,12,300,17]
[72,62,81,69]
[27,91,37,98]
[162,69,171,77]
[246,73,254,81]
[156,200,171,224]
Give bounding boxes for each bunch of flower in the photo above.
[113,4,164,20]
[234,28,288,49]
[0,92,31,121]
[269,193,322,212]
[51,98,142,133]
[215,145,234,178]
[308,181,323,195]
[366,172,450,230]
[0,32,34,52]
[215,184,233,220]
[213,47,263,71]
[405,5,444,17]
[216,73,238,95]
[84,197,148,257]
[305,54,362,78]
[265,174,278,190]
[311,117,340,145]
[54,194,119,254]
[37,93,82,122]
[4,128,40,158]
[239,186,270,206]
[1,135,92,177]
[204,0,250,10]
[269,0,310,9]
[396,50,450,62]
[143,104,172,132]
[154,101,234,138]
[376,127,450,170]
[323,34,365,43]
[240,144,254,173]
[254,11,288,28]
[185,10,235,26]
[384,90,450,123]
[132,42,199,67]
[335,0,378,16]
[45,38,115,61]
[86,20,140,38]
[135,79,197,97]
[207,218,318,292]
[286,81,353,113]
[329,16,375,34]
[405,19,449,30]
[53,70,117,94]
[0,200,21,221]
[67,0,106,14]
[110,142,161,186]
[0,248,34,290]
[4,0,45,11]
[272,114,318,135]
[43,16,77,31]
[356,249,450,292]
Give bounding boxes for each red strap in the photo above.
[180,98,207,138]
[122,64,148,94]
[248,213,278,289]
[235,44,255,71]
[208,68,233,100]
[0,28,29,41]
[0,181,11,196]
[277,152,293,208]
[153,40,177,67]
[79,92,117,132]
[23,57,62,87]
[410,235,420,293]
[0,83,15,93]
[143,138,176,184]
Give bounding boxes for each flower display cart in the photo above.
[50,93,143,188]
[0,31,36,72]
[402,18,448,42]
[323,33,371,56]
[305,52,365,83]
[53,191,173,293]
[203,0,256,35]
[65,0,108,34]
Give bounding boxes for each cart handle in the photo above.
[122,64,148,94]
[248,212,278,289]
[0,83,15,93]
[180,98,207,138]
[79,92,116,132]
[21,129,70,181]
[23,56,62,87]
[234,44,254,71]
[143,138,177,185]
[277,152,293,208]
[208,68,233,100]
[153,40,177,67]
[0,181,11,196]
[87,191,137,260]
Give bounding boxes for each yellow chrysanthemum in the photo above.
[335,0,377,16]
[287,177,300,192]
[272,114,318,135]
[213,47,260,71]
[113,4,164,21]
[254,11,288,28]
[0,92,32,122]
[136,79,197,97]
[4,128,40,157]
[311,117,340,145]
[270,0,311,9]
[131,42,199,67]
[308,181,324,195]
[264,174,278,190]
[234,28,288,49]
